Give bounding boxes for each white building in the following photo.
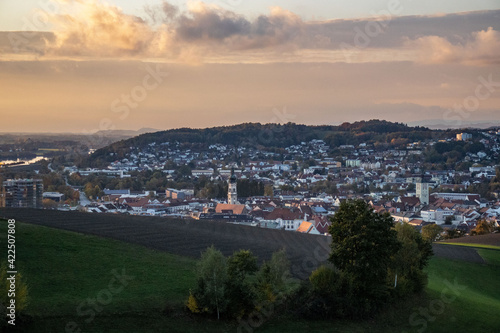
[416,180,429,205]
[433,193,479,201]
[421,208,454,222]
[345,159,361,167]
[296,221,321,234]
[457,133,472,141]
[278,219,304,231]
[192,169,214,176]
[42,192,65,202]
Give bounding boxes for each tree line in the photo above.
[187,200,434,322]
[85,120,439,167]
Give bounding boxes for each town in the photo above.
[2,122,500,239]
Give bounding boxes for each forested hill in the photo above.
[85,120,435,166]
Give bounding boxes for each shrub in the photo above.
[186,291,201,314]
[1,263,29,328]
[187,247,292,321]
[309,265,338,295]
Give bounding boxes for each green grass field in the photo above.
[1,220,499,332]
[438,242,500,250]
[0,220,200,332]
[37,148,66,152]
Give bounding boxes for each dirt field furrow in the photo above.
[2,208,488,278]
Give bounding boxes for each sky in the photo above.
[0,0,499,133]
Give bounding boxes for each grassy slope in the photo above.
[438,242,500,250]
[257,249,500,333]
[0,220,201,332]
[2,220,499,333]
[424,252,500,333]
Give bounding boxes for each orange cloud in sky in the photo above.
[45,0,160,57]
[408,27,500,65]
[1,1,499,65]
[43,0,307,62]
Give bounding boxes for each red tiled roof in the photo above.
[400,196,421,206]
[313,216,331,234]
[265,207,304,220]
[215,204,247,215]
[297,221,313,233]
[120,197,149,207]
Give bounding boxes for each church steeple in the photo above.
[416,175,429,205]
[228,168,238,204]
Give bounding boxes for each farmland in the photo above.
[1,216,500,332]
[0,208,331,279]
[0,208,486,275]
[438,233,500,250]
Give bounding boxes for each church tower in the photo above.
[228,168,238,205]
[416,177,429,205]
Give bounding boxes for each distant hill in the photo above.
[0,128,161,150]
[85,120,437,167]
[92,128,160,138]
[408,119,500,130]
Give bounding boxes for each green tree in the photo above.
[226,250,258,318]
[305,159,317,167]
[195,246,228,319]
[309,265,338,295]
[328,200,400,312]
[164,160,177,170]
[256,248,291,302]
[176,165,192,178]
[188,248,293,320]
[264,185,274,197]
[83,182,104,200]
[490,167,500,193]
[227,250,258,280]
[268,248,290,290]
[443,228,464,239]
[280,184,294,192]
[421,224,442,242]
[391,223,433,297]
[237,180,265,198]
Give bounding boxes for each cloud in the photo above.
[176,2,252,41]
[40,1,307,61]
[408,27,500,65]
[303,9,500,49]
[45,0,158,57]
[2,1,500,64]
[144,1,178,24]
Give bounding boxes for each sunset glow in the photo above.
[0,0,499,132]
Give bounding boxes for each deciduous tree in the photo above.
[328,199,400,311]
[226,250,258,318]
[196,246,228,319]
[473,220,492,235]
[422,224,442,242]
[391,223,433,297]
